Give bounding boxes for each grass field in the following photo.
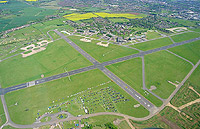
[190,27,200,32]
[165,18,198,27]
[82,115,122,126]
[0,39,92,88]
[106,57,163,107]
[5,69,149,124]
[130,113,170,129]
[0,0,56,32]
[32,18,68,36]
[131,104,199,128]
[2,126,19,129]
[67,35,139,63]
[146,31,162,40]
[48,31,60,40]
[0,99,6,127]
[145,50,193,99]
[81,115,127,129]
[1,25,44,46]
[131,37,173,51]
[118,120,131,129]
[161,106,199,128]
[171,32,200,43]
[171,64,200,107]
[108,18,129,23]
[169,40,200,64]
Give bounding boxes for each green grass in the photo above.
[171,32,200,43]
[169,40,200,64]
[67,35,139,63]
[187,63,200,93]
[190,27,200,32]
[146,31,161,40]
[164,17,198,27]
[23,50,32,54]
[106,57,163,107]
[118,120,131,129]
[0,0,56,32]
[48,31,60,40]
[170,82,199,107]
[5,69,149,125]
[145,51,193,99]
[171,63,200,107]
[131,104,199,128]
[2,126,21,129]
[81,115,127,129]
[63,120,79,128]
[130,114,170,129]
[0,39,92,88]
[109,18,129,23]
[131,37,173,51]
[40,116,51,122]
[160,106,199,128]
[0,99,6,127]
[82,115,123,125]
[32,18,68,36]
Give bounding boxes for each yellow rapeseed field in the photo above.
[63,13,98,21]
[25,0,38,1]
[95,12,143,19]
[63,12,143,21]
[0,1,8,3]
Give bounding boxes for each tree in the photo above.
[104,122,118,129]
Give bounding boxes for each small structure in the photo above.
[116,37,124,42]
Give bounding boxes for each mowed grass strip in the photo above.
[145,51,193,99]
[48,31,60,40]
[146,31,161,40]
[131,37,173,51]
[0,39,92,88]
[171,32,200,43]
[81,115,123,127]
[5,69,149,125]
[169,40,200,64]
[108,18,129,23]
[67,35,139,63]
[0,99,6,127]
[106,58,163,107]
